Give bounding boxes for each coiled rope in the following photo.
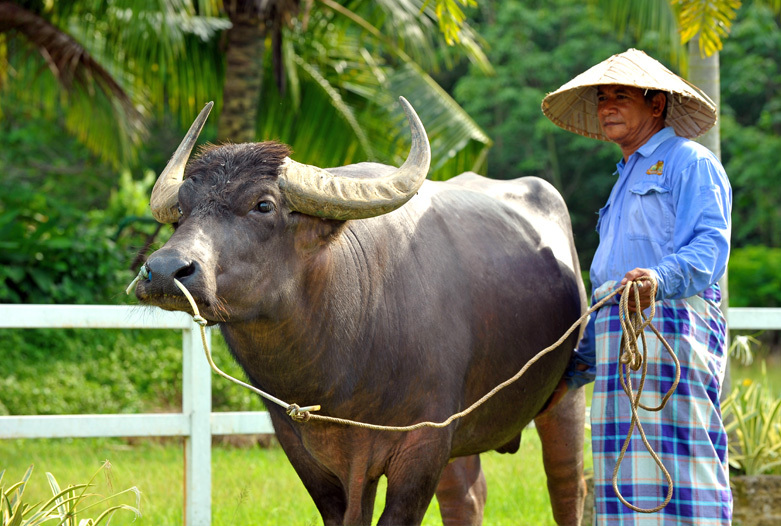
[128,271,677,512]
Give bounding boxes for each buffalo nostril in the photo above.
[174,261,198,281]
[145,255,199,286]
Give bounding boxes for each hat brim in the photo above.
[541,49,717,141]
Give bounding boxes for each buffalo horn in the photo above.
[277,97,431,220]
[149,102,214,223]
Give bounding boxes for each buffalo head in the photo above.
[135,98,430,323]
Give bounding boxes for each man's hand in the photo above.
[620,268,657,313]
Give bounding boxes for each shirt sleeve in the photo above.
[652,157,732,300]
[564,311,597,390]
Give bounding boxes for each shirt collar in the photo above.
[615,127,676,174]
[635,127,676,158]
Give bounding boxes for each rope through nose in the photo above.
[171,278,320,417]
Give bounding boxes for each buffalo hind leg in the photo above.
[435,454,486,526]
[534,386,587,526]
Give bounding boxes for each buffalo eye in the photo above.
[255,201,275,214]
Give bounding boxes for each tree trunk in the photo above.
[687,37,730,394]
[218,14,266,142]
[687,38,721,159]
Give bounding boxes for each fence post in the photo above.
[183,324,212,525]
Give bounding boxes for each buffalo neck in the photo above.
[216,219,401,412]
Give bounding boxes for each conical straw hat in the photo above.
[541,48,717,141]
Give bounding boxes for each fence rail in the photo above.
[1,304,779,525]
[0,304,273,526]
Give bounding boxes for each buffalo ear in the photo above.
[292,213,347,254]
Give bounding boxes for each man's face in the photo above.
[597,85,664,149]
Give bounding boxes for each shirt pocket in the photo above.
[626,180,674,245]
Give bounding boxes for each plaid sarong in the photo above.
[590,280,732,525]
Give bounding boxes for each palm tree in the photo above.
[0,0,492,179]
[217,0,299,142]
[217,0,493,179]
[0,0,228,166]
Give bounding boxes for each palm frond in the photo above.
[0,1,229,167]
[590,0,685,69]
[257,72,368,167]
[385,62,491,179]
[672,0,741,57]
[0,1,145,165]
[300,0,491,178]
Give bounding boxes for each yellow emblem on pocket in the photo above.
[646,160,664,175]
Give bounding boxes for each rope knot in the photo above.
[286,404,311,422]
[620,348,643,370]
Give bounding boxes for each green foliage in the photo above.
[727,246,781,308]
[0,329,174,416]
[673,0,741,57]
[254,0,493,180]
[0,326,264,417]
[0,462,140,526]
[452,0,637,265]
[720,2,781,248]
[723,365,781,476]
[427,0,478,45]
[0,105,168,305]
[0,0,228,166]
[0,185,127,305]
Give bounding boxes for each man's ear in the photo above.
[652,92,667,118]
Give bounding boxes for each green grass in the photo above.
[729,355,781,397]
[0,428,590,525]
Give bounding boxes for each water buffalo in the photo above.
[134,99,587,525]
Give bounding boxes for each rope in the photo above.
[129,270,677,512]
[611,277,680,513]
[171,278,321,416]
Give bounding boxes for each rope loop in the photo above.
[611,277,680,513]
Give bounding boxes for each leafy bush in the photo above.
[722,365,781,476]
[0,462,140,525]
[0,327,265,416]
[0,329,179,416]
[728,246,781,308]
[0,184,128,304]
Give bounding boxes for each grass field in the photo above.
[1,427,588,526]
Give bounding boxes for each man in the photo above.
[541,48,732,525]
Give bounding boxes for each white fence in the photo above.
[1,304,780,525]
[0,305,273,526]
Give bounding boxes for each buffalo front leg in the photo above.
[270,414,347,525]
[534,386,587,526]
[435,454,486,526]
[378,432,452,526]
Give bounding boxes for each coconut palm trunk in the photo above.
[687,37,729,389]
[218,13,266,142]
[688,38,721,158]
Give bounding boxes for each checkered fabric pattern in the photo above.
[590,281,732,525]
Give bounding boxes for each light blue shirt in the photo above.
[566,127,732,389]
